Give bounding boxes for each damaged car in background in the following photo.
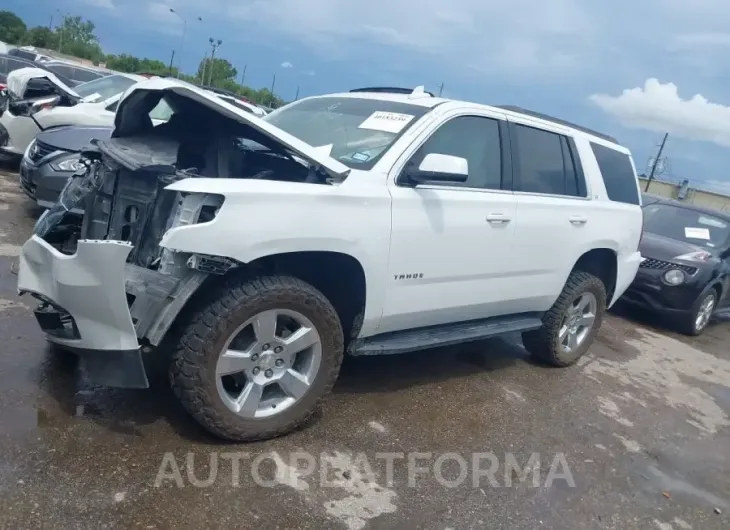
[1,68,152,162]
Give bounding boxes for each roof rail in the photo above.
[496,105,618,144]
[350,86,435,97]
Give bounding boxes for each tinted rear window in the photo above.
[73,68,104,83]
[590,143,640,205]
[9,49,37,61]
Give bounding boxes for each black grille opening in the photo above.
[30,140,57,163]
[640,258,698,275]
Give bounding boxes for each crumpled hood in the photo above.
[640,231,718,263]
[114,78,351,180]
[7,67,80,101]
[36,125,113,152]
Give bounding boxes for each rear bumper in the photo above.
[610,251,642,307]
[17,235,149,388]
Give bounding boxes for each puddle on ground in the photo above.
[643,465,730,510]
[584,327,730,435]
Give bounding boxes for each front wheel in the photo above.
[170,274,344,441]
[677,289,717,336]
[522,271,607,367]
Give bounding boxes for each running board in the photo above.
[349,313,544,356]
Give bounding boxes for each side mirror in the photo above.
[408,153,469,184]
[8,95,60,117]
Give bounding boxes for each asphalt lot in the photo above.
[0,167,729,529]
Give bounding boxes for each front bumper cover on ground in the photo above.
[17,235,149,388]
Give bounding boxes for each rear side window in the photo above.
[9,49,37,61]
[73,68,104,83]
[590,143,640,205]
[44,64,73,78]
[512,124,586,197]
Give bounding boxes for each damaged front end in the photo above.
[17,78,350,388]
[19,138,226,388]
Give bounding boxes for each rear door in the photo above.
[506,118,596,311]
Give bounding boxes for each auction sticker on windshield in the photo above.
[685,227,711,240]
[358,111,415,133]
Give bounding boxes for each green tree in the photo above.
[56,15,104,62]
[0,10,26,43]
[197,57,237,86]
[22,26,57,48]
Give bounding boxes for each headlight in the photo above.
[663,269,685,286]
[50,157,85,172]
[23,139,37,161]
[674,250,712,262]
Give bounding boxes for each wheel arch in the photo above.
[244,251,367,343]
[570,248,618,305]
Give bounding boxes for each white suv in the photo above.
[17,81,643,441]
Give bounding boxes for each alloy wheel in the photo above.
[215,309,322,419]
[558,292,597,354]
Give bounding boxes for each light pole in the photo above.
[56,10,68,53]
[207,38,222,86]
[169,9,186,77]
[169,10,202,78]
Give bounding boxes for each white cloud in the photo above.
[280,61,293,68]
[590,79,730,148]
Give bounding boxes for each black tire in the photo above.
[170,274,344,442]
[676,287,717,336]
[522,271,607,367]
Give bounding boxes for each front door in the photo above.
[379,112,520,334]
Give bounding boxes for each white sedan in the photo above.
[0,71,171,161]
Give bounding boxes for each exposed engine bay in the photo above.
[29,85,337,348]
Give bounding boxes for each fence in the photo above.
[639,177,730,213]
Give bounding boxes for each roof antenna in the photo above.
[409,85,431,99]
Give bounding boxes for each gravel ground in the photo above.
[0,167,728,529]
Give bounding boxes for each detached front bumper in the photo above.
[17,235,149,388]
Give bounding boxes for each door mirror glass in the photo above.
[410,153,469,184]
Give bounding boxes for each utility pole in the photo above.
[240,64,247,86]
[207,38,222,86]
[57,13,66,53]
[645,133,669,192]
[269,73,276,106]
[438,81,444,97]
[200,51,208,84]
[168,50,175,76]
[294,85,299,101]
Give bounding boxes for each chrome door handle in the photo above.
[486,213,511,224]
[569,216,587,225]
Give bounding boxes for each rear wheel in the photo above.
[522,271,607,366]
[677,289,717,336]
[170,275,344,441]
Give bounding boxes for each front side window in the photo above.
[74,74,137,102]
[404,115,503,189]
[512,124,584,196]
[263,96,430,169]
[642,203,730,250]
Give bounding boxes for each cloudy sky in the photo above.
[8,0,730,192]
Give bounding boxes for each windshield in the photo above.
[263,96,430,169]
[642,203,730,250]
[74,74,137,102]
